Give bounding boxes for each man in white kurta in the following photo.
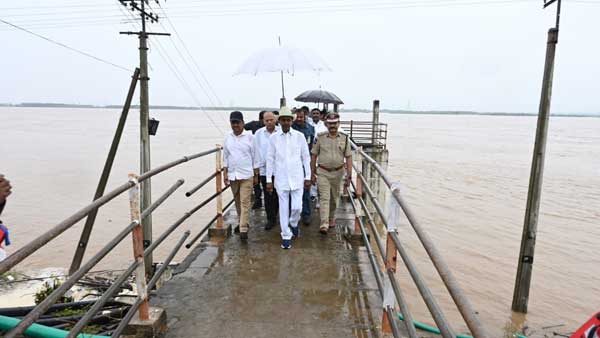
[266,107,311,250]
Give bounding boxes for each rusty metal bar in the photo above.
[349,182,418,338]
[127,174,149,321]
[385,306,402,338]
[144,185,230,256]
[111,231,190,338]
[391,188,489,338]
[185,172,217,197]
[138,147,219,182]
[347,193,385,297]
[215,145,224,229]
[388,232,456,338]
[0,180,135,275]
[69,67,141,275]
[387,269,419,338]
[141,179,185,219]
[352,171,457,337]
[3,221,139,338]
[186,198,234,249]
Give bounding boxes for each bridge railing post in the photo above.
[215,144,224,229]
[127,173,150,321]
[381,206,399,334]
[354,147,364,234]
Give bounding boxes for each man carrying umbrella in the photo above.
[266,107,311,250]
[292,108,315,225]
[310,112,352,234]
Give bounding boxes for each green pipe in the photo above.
[0,315,109,338]
[397,314,527,338]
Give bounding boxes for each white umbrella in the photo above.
[234,44,332,100]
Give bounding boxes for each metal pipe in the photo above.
[387,269,419,338]
[138,148,219,182]
[111,231,190,338]
[391,190,489,338]
[350,180,385,259]
[186,198,235,249]
[66,261,140,338]
[385,306,402,338]
[145,185,230,256]
[4,221,139,338]
[349,183,418,338]
[0,180,135,275]
[141,179,185,219]
[185,172,217,197]
[69,67,141,275]
[0,148,218,275]
[389,232,456,338]
[347,194,385,297]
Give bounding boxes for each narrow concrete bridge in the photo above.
[153,200,386,338]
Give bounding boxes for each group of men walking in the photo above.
[222,106,352,249]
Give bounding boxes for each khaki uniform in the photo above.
[311,132,351,229]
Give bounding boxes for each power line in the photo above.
[156,2,225,108]
[0,18,131,72]
[117,2,225,135]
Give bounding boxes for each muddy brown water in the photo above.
[0,107,598,336]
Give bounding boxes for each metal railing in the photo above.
[0,145,233,338]
[340,120,388,149]
[347,142,490,338]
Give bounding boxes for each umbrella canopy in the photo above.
[295,89,344,105]
[234,46,332,76]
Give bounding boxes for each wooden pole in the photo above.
[512,27,559,313]
[139,0,153,276]
[215,145,224,229]
[127,174,150,321]
[69,68,140,275]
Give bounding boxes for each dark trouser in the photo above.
[301,189,311,219]
[260,176,278,225]
[253,182,262,206]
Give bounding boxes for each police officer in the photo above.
[310,113,352,234]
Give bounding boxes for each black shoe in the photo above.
[234,225,240,234]
[240,232,248,241]
[291,226,299,239]
[252,202,262,210]
[265,221,274,231]
[302,217,311,226]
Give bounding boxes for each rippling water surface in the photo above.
[1,107,598,335]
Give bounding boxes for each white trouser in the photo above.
[278,189,303,240]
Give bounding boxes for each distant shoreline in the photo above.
[1,102,598,118]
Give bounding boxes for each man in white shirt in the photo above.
[253,111,280,230]
[266,107,311,250]
[310,108,327,134]
[223,111,259,241]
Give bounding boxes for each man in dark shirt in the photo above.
[244,111,265,209]
[244,111,265,134]
[292,109,315,225]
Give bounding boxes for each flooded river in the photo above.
[0,107,598,336]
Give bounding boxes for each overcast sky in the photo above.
[1,0,598,113]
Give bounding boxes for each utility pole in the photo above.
[119,0,170,276]
[512,0,561,313]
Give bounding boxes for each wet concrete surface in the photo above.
[152,200,385,338]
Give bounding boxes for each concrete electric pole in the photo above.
[119,0,170,276]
